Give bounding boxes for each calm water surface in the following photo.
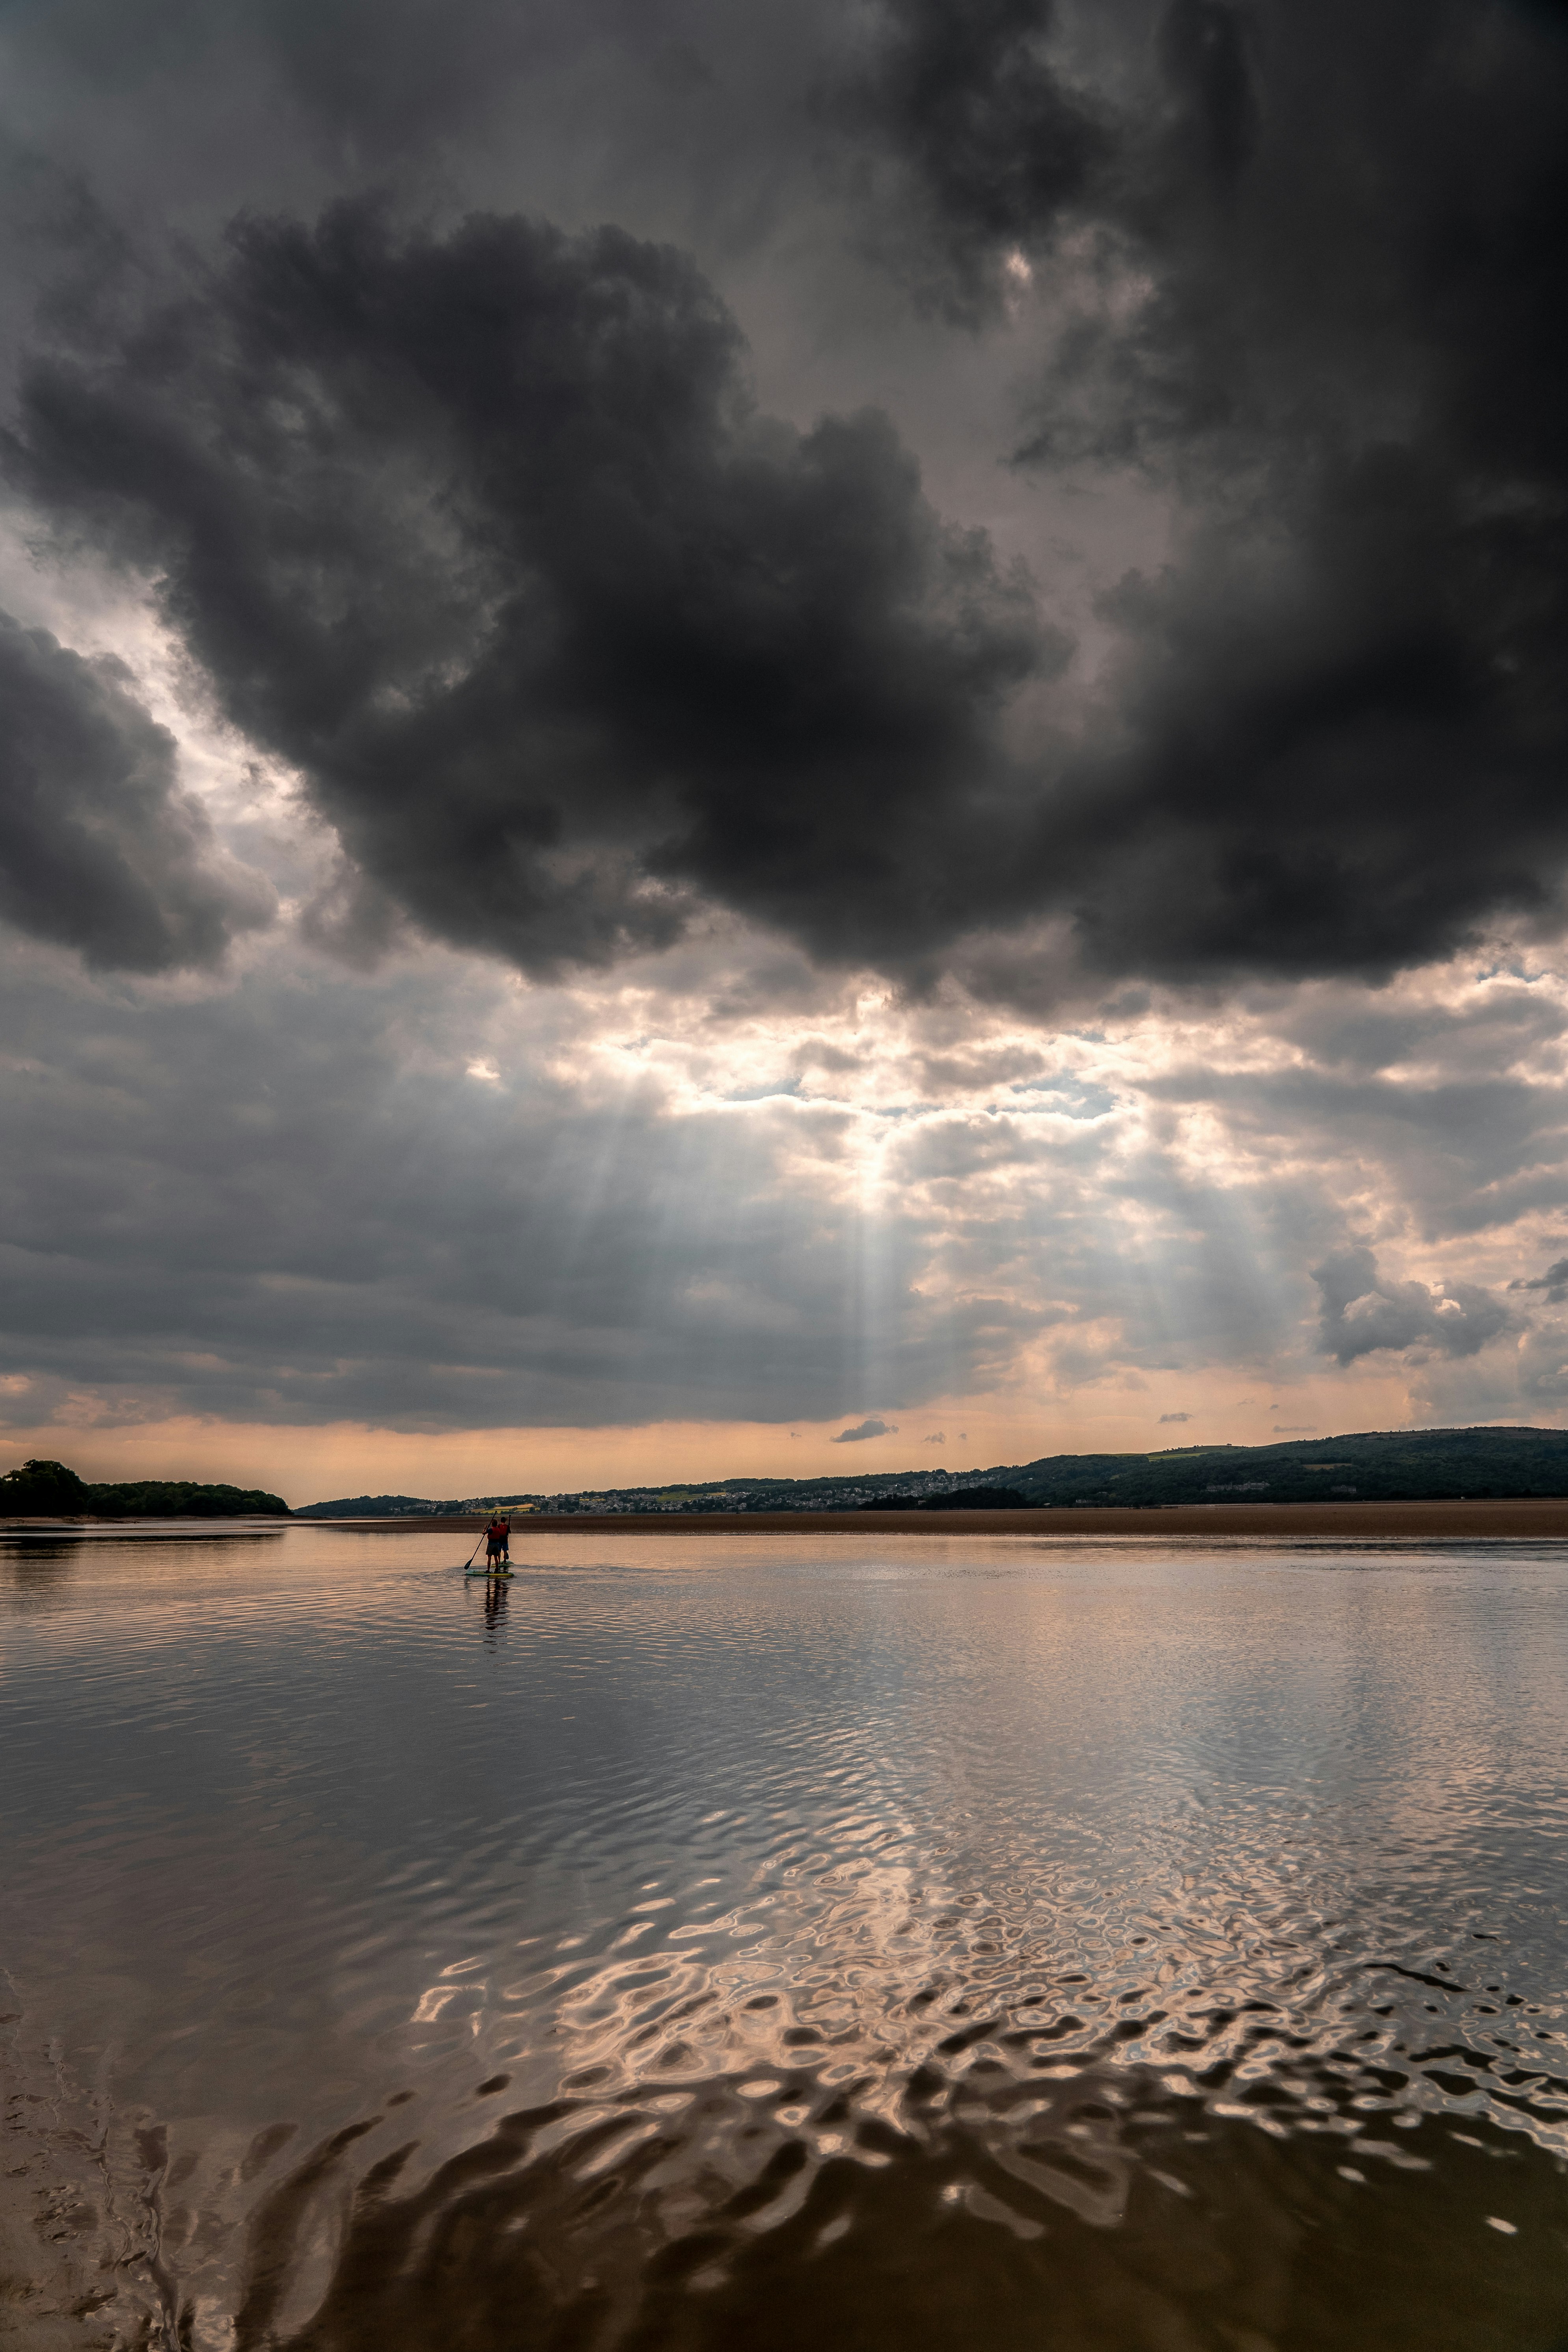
[3,1525,1567,2350]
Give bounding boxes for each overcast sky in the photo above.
[1,0,1565,1502]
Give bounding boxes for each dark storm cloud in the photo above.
[826,0,1111,318]
[826,0,1261,321]
[831,1417,897,1442]
[0,0,567,179]
[7,203,1048,980]
[1312,1245,1510,1368]
[1154,0,1258,194]
[0,0,788,183]
[848,0,1568,990]
[3,0,1566,1004]
[0,611,272,970]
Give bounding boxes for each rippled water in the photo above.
[3,1525,1568,2349]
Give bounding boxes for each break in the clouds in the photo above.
[0,0,1564,1473]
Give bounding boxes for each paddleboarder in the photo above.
[484,1511,510,1571]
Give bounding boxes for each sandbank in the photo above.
[325,1497,1568,1540]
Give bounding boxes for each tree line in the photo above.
[0,1458,289,1517]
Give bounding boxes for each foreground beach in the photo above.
[323,1495,1568,1540]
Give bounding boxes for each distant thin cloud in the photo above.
[1158,1411,1192,1424]
[1273,1424,1316,1433]
[1514,1258,1568,1299]
[923,1431,945,1444]
[832,1417,898,1443]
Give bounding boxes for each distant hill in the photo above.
[20,1430,1568,1527]
[996,1425,1568,1508]
[286,1427,1568,1519]
[293,1493,457,1519]
[1,1458,289,1517]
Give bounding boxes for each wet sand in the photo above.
[319,1496,1568,1540]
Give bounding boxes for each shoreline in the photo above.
[306,1497,1568,1539]
[9,1498,1568,1539]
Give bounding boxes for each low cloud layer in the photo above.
[0,938,1050,1433]
[7,0,1566,1005]
[2,928,1565,1453]
[9,205,1046,983]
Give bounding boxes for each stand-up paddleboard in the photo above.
[465,1564,514,1579]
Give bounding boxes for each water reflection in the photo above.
[0,1538,80,1597]
[480,1574,509,1644]
[2,1529,1567,2349]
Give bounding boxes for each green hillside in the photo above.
[511,1425,1568,1511]
[292,1493,457,1518]
[326,1426,1568,1515]
[999,1425,1568,1508]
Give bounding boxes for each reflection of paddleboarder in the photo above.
[484,1512,510,1570]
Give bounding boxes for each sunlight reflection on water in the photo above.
[2,1526,1567,2348]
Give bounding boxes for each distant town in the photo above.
[294,1464,974,1517]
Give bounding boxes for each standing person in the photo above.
[485,1511,510,1570]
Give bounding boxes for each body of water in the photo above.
[3,1524,1567,2349]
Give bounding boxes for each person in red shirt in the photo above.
[484,1512,510,1569]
